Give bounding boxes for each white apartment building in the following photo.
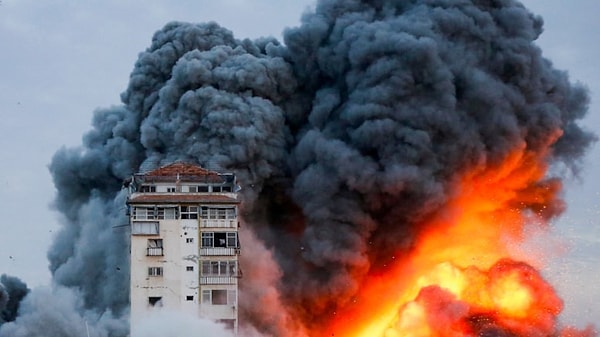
[126,162,240,335]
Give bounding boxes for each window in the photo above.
[134,207,177,220]
[186,238,194,243]
[211,185,233,193]
[201,232,237,248]
[156,207,177,220]
[133,207,155,220]
[201,290,211,304]
[188,185,209,193]
[181,206,198,219]
[212,289,227,304]
[214,232,227,247]
[201,290,236,305]
[186,295,194,301]
[148,267,163,277]
[201,232,214,247]
[200,207,236,220]
[226,232,237,247]
[167,187,176,192]
[147,239,163,256]
[140,185,156,193]
[148,297,162,306]
[186,266,194,271]
[140,207,173,220]
[131,222,159,235]
[201,260,237,276]
[218,232,237,247]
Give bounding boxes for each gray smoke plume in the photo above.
[0,0,595,336]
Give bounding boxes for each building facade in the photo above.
[126,162,240,334]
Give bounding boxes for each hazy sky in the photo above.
[0,0,598,327]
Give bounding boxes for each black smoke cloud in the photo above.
[0,275,29,325]
[0,0,594,336]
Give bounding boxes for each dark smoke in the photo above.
[278,0,594,327]
[1,0,594,336]
[0,275,29,325]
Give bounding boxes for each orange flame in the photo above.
[323,147,595,337]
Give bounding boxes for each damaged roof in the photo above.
[137,162,230,183]
[143,162,220,177]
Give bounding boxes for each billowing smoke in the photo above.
[0,275,29,324]
[0,0,595,336]
[131,310,234,337]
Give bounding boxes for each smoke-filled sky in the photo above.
[0,0,599,331]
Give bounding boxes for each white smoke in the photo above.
[131,310,233,337]
[0,286,126,337]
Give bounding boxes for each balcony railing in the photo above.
[200,247,240,256]
[147,247,164,256]
[200,276,238,285]
[201,219,237,228]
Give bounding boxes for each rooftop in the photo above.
[137,162,232,183]
[143,162,220,178]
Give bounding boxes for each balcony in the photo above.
[201,219,237,228]
[200,276,238,285]
[147,247,164,256]
[200,247,240,256]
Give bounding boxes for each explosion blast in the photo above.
[0,0,596,336]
